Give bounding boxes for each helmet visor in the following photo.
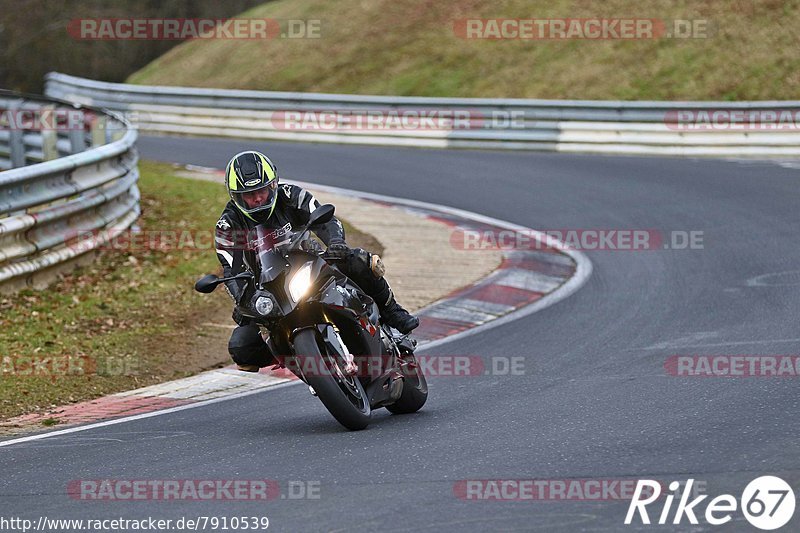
[232,181,278,214]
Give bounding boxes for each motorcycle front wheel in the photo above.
[291,328,372,431]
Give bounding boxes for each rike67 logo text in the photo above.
[625,476,795,530]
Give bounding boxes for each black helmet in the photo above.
[225,151,279,220]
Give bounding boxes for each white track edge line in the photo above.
[0,380,298,448]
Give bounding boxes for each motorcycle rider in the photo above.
[214,150,419,371]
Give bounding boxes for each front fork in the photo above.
[284,324,357,383]
[320,325,358,375]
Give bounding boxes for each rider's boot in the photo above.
[373,279,419,334]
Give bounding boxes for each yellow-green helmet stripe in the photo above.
[258,153,276,181]
[227,164,240,191]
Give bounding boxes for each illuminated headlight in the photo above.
[254,295,274,316]
[289,262,313,301]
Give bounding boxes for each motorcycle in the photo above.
[194,204,427,430]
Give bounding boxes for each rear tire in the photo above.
[386,354,428,414]
[292,328,371,430]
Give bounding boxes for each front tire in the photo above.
[292,328,371,430]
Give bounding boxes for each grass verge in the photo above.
[128,0,800,100]
[0,160,381,422]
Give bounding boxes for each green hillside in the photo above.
[128,0,800,100]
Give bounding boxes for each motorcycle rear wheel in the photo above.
[386,353,428,414]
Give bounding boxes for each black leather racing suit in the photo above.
[214,183,393,368]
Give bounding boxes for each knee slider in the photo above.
[350,248,385,278]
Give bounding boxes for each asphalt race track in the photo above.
[2,136,798,531]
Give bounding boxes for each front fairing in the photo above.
[314,277,378,325]
[238,226,383,360]
[239,226,343,320]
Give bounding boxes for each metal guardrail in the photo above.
[0,90,140,290]
[45,71,800,156]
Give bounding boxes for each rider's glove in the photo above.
[324,238,351,261]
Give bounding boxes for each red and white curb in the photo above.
[0,176,591,443]
[406,213,574,344]
[3,369,295,430]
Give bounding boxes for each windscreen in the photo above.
[253,224,298,283]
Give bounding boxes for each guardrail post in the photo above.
[90,115,107,147]
[107,117,126,142]
[8,100,26,168]
[40,105,58,161]
[68,109,85,154]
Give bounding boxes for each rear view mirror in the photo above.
[195,274,221,293]
[308,204,335,227]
